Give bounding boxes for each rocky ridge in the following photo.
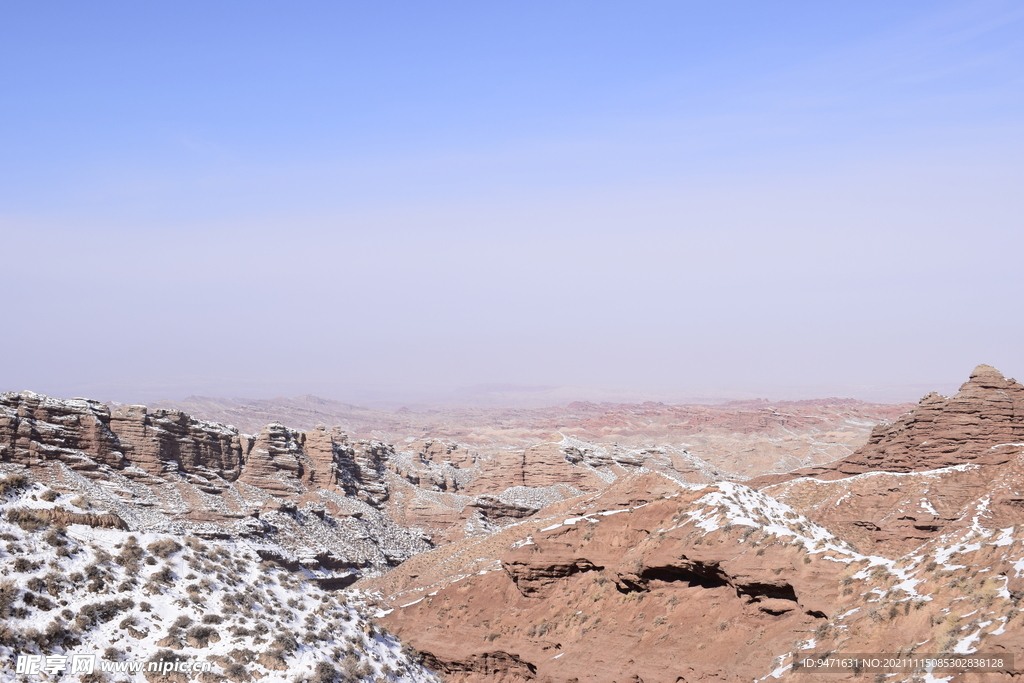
[357,367,1024,683]
[155,394,911,480]
[0,391,733,577]
[753,365,1024,552]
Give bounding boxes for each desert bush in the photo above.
[0,473,30,495]
[42,572,67,597]
[147,649,188,674]
[43,528,68,547]
[152,566,175,584]
[147,539,183,558]
[202,614,224,624]
[313,661,340,683]
[41,619,75,649]
[39,489,59,502]
[186,624,217,647]
[85,562,106,580]
[341,656,361,680]
[869,565,889,580]
[34,595,55,611]
[224,663,249,681]
[173,614,194,629]
[271,631,299,653]
[74,598,134,630]
[0,580,18,618]
[0,622,23,649]
[6,508,49,532]
[70,495,89,508]
[114,536,144,571]
[184,536,208,552]
[13,557,40,573]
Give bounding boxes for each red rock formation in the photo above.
[157,393,910,480]
[363,475,850,683]
[109,404,247,486]
[750,365,1024,552]
[39,507,130,530]
[753,365,1024,486]
[0,392,127,474]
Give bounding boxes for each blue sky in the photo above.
[2,1,1023,403]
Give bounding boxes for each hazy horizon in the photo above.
[2,2,1021,406]
[1,376,971,410]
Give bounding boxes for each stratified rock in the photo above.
[0,392,127,474]
[109,403,247,484]
[754,365,1024,487]
[754,365,1024,552]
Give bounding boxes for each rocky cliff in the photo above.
[0,391,427,576]
[0,390,732,576]
[750,365,1024,552]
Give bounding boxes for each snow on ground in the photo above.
[0,474,439,683]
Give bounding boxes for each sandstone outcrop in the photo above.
[363,475,856,683]
[158,394,910,480]
[109,403,247,484]
[0,389,739,576]
[753,365,1024,486]
[37,506,131,530]
[751,365,1024,552]
[365,466,1024,683]
[0,392,127,473]
[0,391,425,575]
[1,391,396,503]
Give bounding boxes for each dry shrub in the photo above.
[152,566,175,584]
[147,539,183,558]
[313,661,340,683]
[6,508,49,532]
[0,581,18,618]
[115,536,145,571]
[13,557,40,573]
[0,474,30,496]
[74,598,134,631]
[43,528,68,547]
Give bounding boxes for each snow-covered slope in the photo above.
[0,473,440,683]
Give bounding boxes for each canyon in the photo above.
[1,365,1022,682]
